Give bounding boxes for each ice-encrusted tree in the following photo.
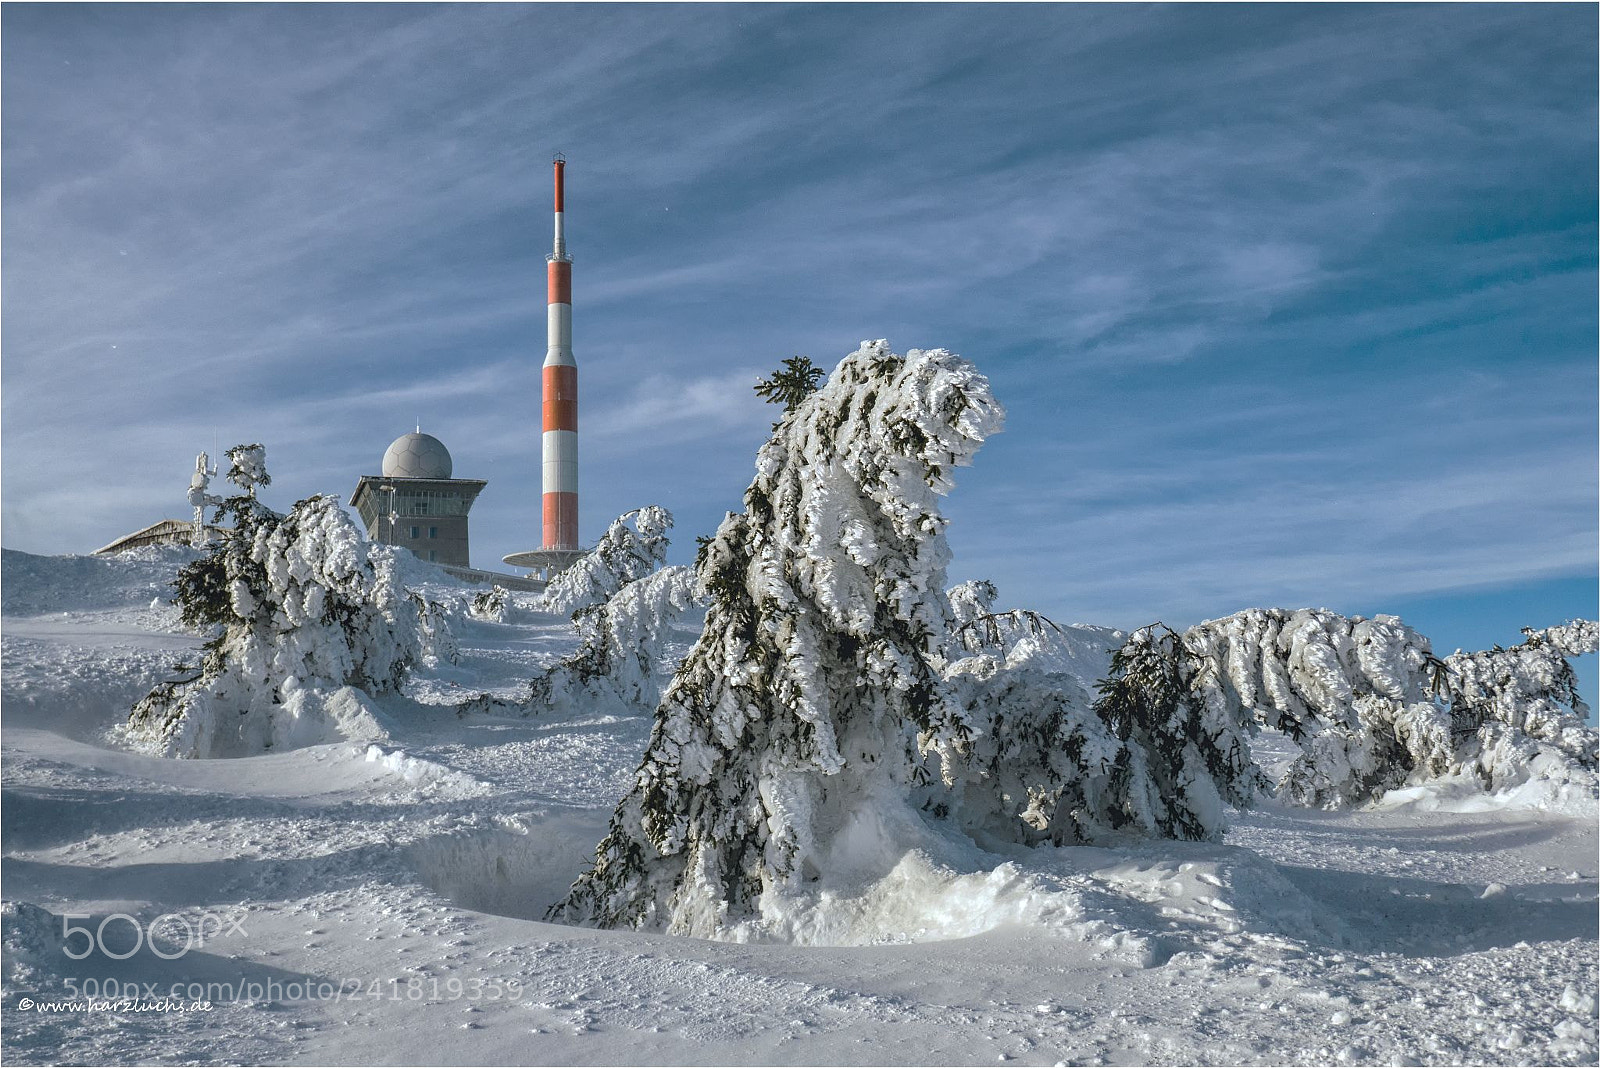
[410,591,460,670]
[224,443,270,498]
[939,658,1132,847]
[558,565,704,711]
[128,456,420,757]
[1438,620,1598,793]
[935,578,1169,844]
[552,341,1004,935]
[540,506,674,617]
[470,585,513,623]
[1099,609,1598,809]
[947,579,998,627]
[464,565,706,718]
[935,579,1131,844]
[1089,625,1268,838]
[1171,608,1445,808]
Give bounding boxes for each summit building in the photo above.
[349,431,486,567]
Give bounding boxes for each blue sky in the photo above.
[4,4,1595,697]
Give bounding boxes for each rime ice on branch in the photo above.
[947,579,998,628]
[553,341,1003,935]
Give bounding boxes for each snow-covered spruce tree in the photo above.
[540,506,673,617]
[560,565,705,711]
[1174,609,1447,808]
[224,443,270,498]
[933,577,1160,845]
[933,579,1142,845]
[947,579,998,627]
[939,658,1133,847]
[1088,625,1267,839]
[1186,609,1595,806]
[468,584,544,625]
[552,341,1004,935]
[463,565,706,718]
[1099,608,1598,808]
[127,477,420,757]
[1437,620,1598,792]
[410,591,460,669]
[470,584,511,622]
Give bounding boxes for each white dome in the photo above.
[382,432,452,479]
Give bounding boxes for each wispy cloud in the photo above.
[2,4,1592,638]
[947,361,1597,628]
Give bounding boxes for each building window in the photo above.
[428,526,437,539]
[391,490,463,517]
[428,550,437,562]
[410,526,420,539]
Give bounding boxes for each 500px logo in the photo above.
[59,910,246,961]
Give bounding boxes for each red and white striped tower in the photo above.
[542,154,578,550]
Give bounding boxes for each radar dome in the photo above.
[382,432,452,479]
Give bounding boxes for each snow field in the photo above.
[3,545,1597,1065]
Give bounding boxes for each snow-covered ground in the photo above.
[3,547,1595,1065]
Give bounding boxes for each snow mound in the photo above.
[715,807,1345,955]
[757,850,1097,948]
[1372,763,1600,817]
[1001,621,1126,681]
[386,546,477,602]
[122,682,405,759]
[363,744,488,798]
[271,685,396,748]
[3,638,189,743]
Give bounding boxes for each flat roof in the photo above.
[348,474,487,509]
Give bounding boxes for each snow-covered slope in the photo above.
[2,548,1595,1065]
[3,548,201,744]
